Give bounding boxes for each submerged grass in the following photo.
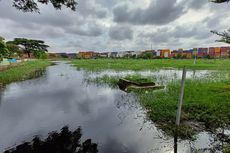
[74,59,230,138]
[135,79,230,137]
[0,60,51,85]
[224,145,230,153]
[72,59,230,71]
[86,73,230,139]
[85,74,156,88]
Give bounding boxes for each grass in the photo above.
[72,59,230,71]
[77,59,230,139]
[135,79,230,137]
[85,74,156,88]
[0,60,51,85]
[124,75,156,83]
[86,74,230,138]
[224,145,230,153]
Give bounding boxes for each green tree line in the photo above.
[0,36,49,61]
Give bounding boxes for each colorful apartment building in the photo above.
[220,47,230,58]
[158,49,170,58]
[78,51,96,59]
[209,47,221,58]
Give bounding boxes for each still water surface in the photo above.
[0,62,218,153]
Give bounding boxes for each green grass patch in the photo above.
[74,58,230,139]
[72,59,230,71]
[224,145,230,153]
[134,79,230,137]
[85,74,156,88]
[0,60,51,85]
[86,73,230,139]
[124,75,156,83]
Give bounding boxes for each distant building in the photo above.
[158,49,171,58]
[171,50,179,57]
[121,51,134,58]
[182,50,192,59]
[108,52,118,58]
[220,47,230,58]
[197,48,208,58]
[67,53,77,59]
[98,52,108,58]
[143,50,156,56]
[56,53,68,58]
[131,51,142,58]
[117,51,126,58]
[78,51,96,59]
[209,47,221,58]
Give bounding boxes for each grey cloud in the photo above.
[173,26,198,38]
[77,0,108,18]
[113,0,185,25]
[0,1,75,28]
[187,0,207,9]
[109,25,133,40]
[139,23,212,45]
[95,0,117,9]
[139,27,171,43]
[67,22,104,37]
[206,17,221,28]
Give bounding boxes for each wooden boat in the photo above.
[118,78,164,91]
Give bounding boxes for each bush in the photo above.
[0,37,9,59]
[142,53,153,59]
[34,51,48,59]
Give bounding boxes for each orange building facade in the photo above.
[78,52,95,59]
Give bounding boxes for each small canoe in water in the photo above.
[118,78,164,91]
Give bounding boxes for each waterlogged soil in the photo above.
[83,69,213,86]
[0,61,227,153]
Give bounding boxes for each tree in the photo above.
[211,0,230,3]
[142,52,153,59]
[12,0,77,13]
[211,30,230,44]
[211,0,230,44]
[6,42,22,57]
[0,36,9,61]
[10,38,49,58]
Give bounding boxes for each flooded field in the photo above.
[82,69,213,86]
[0,62,227,153]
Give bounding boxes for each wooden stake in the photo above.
[176,67,186,126]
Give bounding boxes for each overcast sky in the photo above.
[0,0,229,53]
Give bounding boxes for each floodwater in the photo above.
[0,62,225,153]
[83,69,213,86]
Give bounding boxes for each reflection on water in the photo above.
[4,126,98,153]
[82,69,213,86]
[0,61,228,153]
[23,69,47,80]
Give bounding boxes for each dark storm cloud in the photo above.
[113,0,185,25]
[109,25,133,40]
